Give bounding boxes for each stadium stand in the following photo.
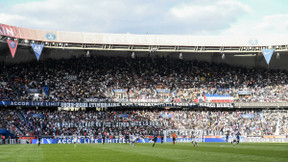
[0,23,288,142]
[1,108,288,137]
[1,56,288,103]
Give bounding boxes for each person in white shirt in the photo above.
[73,132,77,148]
[231,130,237,146]
[90,133,94,144]
[130,134,136,149]
[191,132,198,148]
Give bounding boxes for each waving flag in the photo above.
[204,94,234,103]
[31,43,44,61]
[7,40,18,58]
[262,49,274,65]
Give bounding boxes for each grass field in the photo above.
[1,143,288,162]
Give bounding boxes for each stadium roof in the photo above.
[1,23,288,71]
[1,23,288,46]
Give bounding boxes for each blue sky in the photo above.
[0,0,288,36]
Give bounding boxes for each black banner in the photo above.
[0,101,234,108]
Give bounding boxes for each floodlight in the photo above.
[276,53,280,59]
[179,53,183,59]
[221,53,225,60]
[131,52,135,59]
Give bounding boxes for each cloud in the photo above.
[256,14,288,33]
[0,0,251,35]
[220,14,288,36]
[0,0,161,33]
[168,0,250,34]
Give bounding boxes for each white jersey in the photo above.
[191,134,196,142]
[130,135,136,142]
[73,134,78,142]
[232,132,237,140]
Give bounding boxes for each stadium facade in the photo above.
[1,23,288,108]
[1,23,288,143]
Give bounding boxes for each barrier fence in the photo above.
[1,137,287,145]
[29,137,288,144]
[0,139,28,144]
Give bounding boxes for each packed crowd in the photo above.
[1,109,287,137]
[0,109,24,136]
[1,56,288,103]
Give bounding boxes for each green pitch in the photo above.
[1,143,288,162]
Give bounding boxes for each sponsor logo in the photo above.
[245,138,286,142]
[10,41,16,48]
[249,39,258,46]
[33,45,42,53]
[46,33,56,41]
